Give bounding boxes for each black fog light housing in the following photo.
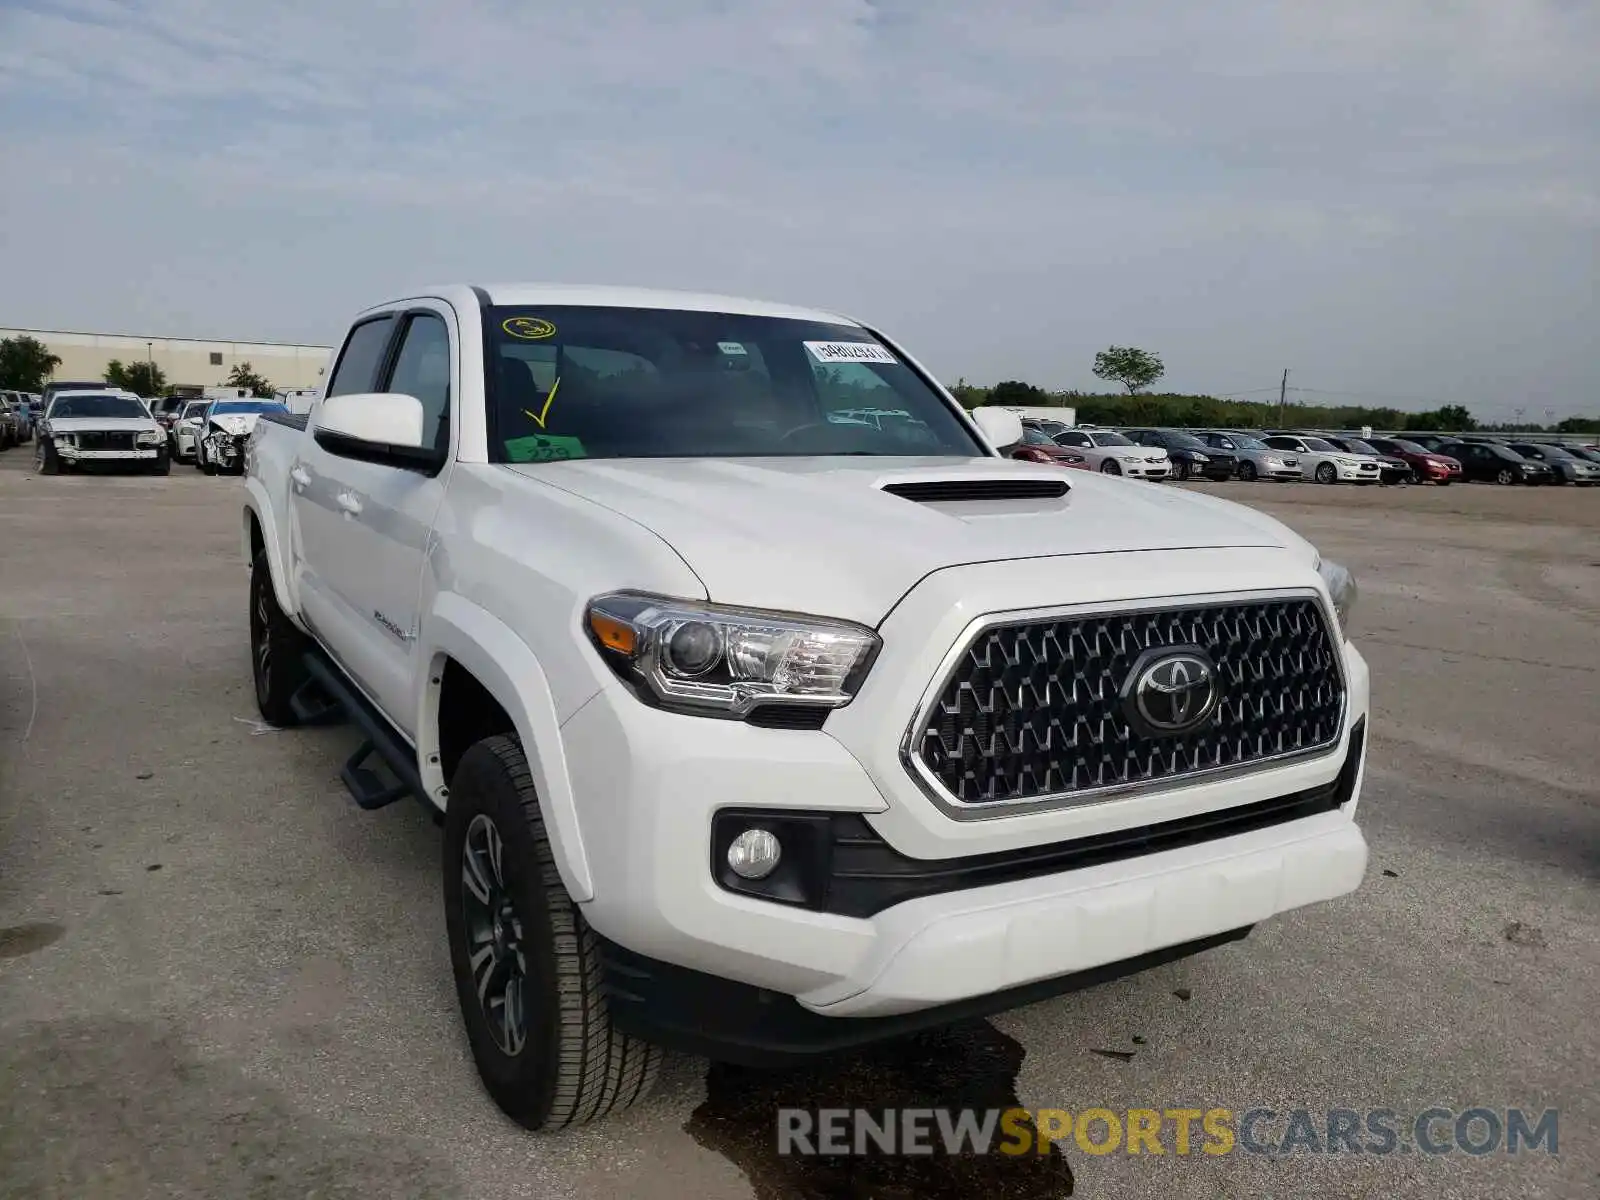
[710,810,834,908]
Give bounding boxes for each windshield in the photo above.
[1522,444,1574,460]
[1225,434,1266,449]
[212,400,286,416]
[1385,439,1427,454]
[1089,431,1135,447]
[1341,439,1379,455]
[1160,431,1207,450]
[1301,437,1339,452]
[182,403,210,419]
[483,305,983,461]
[1021,427,1058,446]
[47,394,148,420]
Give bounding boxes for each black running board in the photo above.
[298,651,436,820]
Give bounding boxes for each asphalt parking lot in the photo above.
[2,456,1596,1199]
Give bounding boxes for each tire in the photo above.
[1436,479,1450,487]
[35,439,60,475]
[1173,461,1191,482]
[249,551,312,726]
[147,449,171,476]
[1237,461,1258,482]
[1495,468,1515,485]
[1314,462,1337,484]
[1099,458,1121,475]
[443,735,662,1130]
[201,442,217,475]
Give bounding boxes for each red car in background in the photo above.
[1365,436,1462,485]
[1012,425,1090,470]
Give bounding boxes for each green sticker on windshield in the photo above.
[505,434,586,463]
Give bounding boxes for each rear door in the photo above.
[297,306,457,734]
[289,313,399,702]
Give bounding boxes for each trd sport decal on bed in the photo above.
[502,316,556,340]
[803,340,897,364]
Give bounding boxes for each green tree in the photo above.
[104,359,167,395]
[1555,415,1599,434]
[226,362,273,398]
[947,376,989,409]
[986,379,1051,407]
[0,335,63,391]
[1091,346,1165,394]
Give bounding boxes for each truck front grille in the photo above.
[908,596,1345,809]
[76,431,136,452]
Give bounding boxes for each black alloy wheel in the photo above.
[461,813,529,1057]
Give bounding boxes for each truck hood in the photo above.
[513,456,1302,626]
[46,416,159,434]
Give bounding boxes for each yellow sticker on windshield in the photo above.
[502,316,556,340]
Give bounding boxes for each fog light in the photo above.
[726,828,781,879]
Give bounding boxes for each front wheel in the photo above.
[1099,458,1122,476]
[249,551,312,725]
[35,439,60,475]
[444,735,662,1130]
[1315,462,1337,484]
[1495,468,1515,485]
[1237,461,1258,482]
[1173,461,1191,482]
[147,449,171,476]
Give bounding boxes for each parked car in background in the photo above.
[1048,427,1171,478]
[1564,445,1600,467]
[171,399,212,462]
[148,395,189,432]
[34,389,170,475]
[1011,425,1089,469]
[1448,440,1552,485]
[195,398,290,475]
[1363,436,1459,485]
[0,392,23,448]
[1406,434,1469,455]
[1319,436,1413,485]
[1123,428,1236,481]
[1260,434,1381,485]
[1506,443,1600,486]
[1190,430,1301,481]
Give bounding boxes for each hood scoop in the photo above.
[879,477,1070,503]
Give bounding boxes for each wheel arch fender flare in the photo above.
[242,485,298,621]
[418,592,595,903]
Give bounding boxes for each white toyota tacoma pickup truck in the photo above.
[242,284,1369,1131]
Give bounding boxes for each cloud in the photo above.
[0,0,1595,416]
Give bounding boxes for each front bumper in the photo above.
[566,553,1371,1049]
[1334,464,1382,482]
[1116,459,1170,478]
[55,444,160,462]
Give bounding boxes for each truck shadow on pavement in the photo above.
[0,1015,464,1199]
[687,1018,1074,1199]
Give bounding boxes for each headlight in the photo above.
[136,429,164,445]
[1265,456,1284,466]
[1191,452,1209,462]
[585,592,881,718]
[1315,557,1358,637]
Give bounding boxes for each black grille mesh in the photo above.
[76,431,136,451]
[912,597,1344,805]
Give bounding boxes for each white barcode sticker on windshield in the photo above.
[717,341,747,355]
[804,340,897,364]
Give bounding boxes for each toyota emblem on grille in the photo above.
[1123,647,1219,735]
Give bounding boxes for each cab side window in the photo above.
[1057,431,1090,447]
[385,313,453,451]
[325,316,396,398]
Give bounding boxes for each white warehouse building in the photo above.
[1,326,332,393]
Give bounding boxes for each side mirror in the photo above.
[313,392,442,472]
[970,406,1024,452]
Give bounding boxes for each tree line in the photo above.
[0,333,276,398]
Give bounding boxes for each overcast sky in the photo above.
[1,0,1596,418]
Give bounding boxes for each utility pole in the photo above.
[1277,369,1289,425]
